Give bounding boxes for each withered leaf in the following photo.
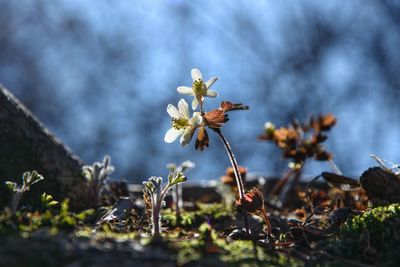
[320,113,336,131]
[311,113,336,132]
[195,127,209,151]
[236,187,265,215]
[220,101,249,112]
[204,109,229,128]
[321,172,361,191]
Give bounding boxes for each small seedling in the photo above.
[165,68,251,233]
[5,171,44,214]
[166,160,195,218]
[142,172,187,237]
[82,155,114,207]
[40,192,58,211]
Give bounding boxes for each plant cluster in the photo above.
[258,114,339,206]
[82,155,114,207]
[3,68,400,267]
[164,68,255,233]
[259,113,336,167]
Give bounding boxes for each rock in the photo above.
[359,167,400,205]
[98,197,134,224]
[0,85,85,209]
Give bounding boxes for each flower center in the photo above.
[192,80,205,96]
[172,117,189,130]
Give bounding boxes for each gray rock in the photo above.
[0,85,85,209]
[360,167,400,205]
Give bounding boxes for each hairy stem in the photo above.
[151,207,160,237]
[11,191,23,215]
[213,128,249,233]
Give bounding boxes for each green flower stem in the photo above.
[213,128,250,234]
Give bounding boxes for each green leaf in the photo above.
[48,200,58,207]
[168,173,174,184]
[22,172,30,187]
[26,171,44,187]
[170,172,187,186]
[5,181,18,192]
[40,193,58,210]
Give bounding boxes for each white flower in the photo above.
[177,68,218,110]
[164,99,202,146]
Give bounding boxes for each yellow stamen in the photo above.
[172,118,189,130]
[192,80,205,96]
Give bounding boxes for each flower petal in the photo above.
[205,77,218,88]
[167,104,180,118]
[177,86,193,95]
[189,114,203,126]
[192,98,199,110]
[164,128,182,143]
[178,99,189,119]
[206,90,218,98]
[191,69,202,81]
[180,127,195,146]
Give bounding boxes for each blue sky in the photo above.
[1,0,400,181]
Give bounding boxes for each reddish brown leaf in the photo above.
[204,109,229,128]
[195,127,209,151]
[220,101,249,112]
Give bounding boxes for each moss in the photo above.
[0,199,96,237]
[172,233,302,266]
[163,202,236,229]
[327,203,400,266]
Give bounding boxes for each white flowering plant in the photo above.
[164,68,251,233]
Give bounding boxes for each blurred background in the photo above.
[1,0,400,182]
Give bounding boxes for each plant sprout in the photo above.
[165,68,251,233]
[82,155,114,207]
[166,160,195,218]
[143,172,187,237]
[40,192,58,211]
[5,171,44,214]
